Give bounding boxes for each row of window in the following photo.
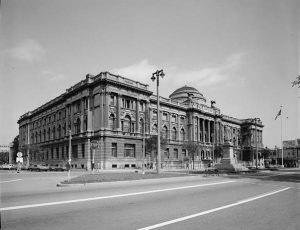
[153,111,185,123]
[109,95,146,111]
[31,144,85,161]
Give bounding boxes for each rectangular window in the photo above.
[82,144,85,158]
[51,148,54,159]
[171,115,177,123]
[72,145,78,159]
[153,111,157,119]
[124,144,135,158]
[174,149,178,159]
[66,146,69,159]
[93,94,100,107]
[180,117,184,124]
[140,101,145,111]
[62,147,64,160]
[164,148,170,159]
[110,95,116,106]
[56,148,59,159]
[162,113,168,121]
[182,149,186,157]
[112,143,117,157]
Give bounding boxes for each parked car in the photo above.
[49,164,67,171]
[28,164,39,171]
[38,164,50,171]
[28,164,50,171]
[1,164,17,170]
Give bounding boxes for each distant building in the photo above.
[274,139,300,167]
[18,72,263,170]
[0,144,10,153]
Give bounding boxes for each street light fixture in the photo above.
[151,69,165,174]
[253,118,260,169]
[68,129,72,181]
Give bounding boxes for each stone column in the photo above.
[208,120,211,143]
[117,94,122,131]
[169,113,171,140]
[104,92,109,129]
[202,118,205,143]
[87,96,93,133]
[145,101,150,134]
[65,105,69,137]
[177,116,181,141]
[100,92,104,129]
[80,98,84,133]
[136,99,140,133]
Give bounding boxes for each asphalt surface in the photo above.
[1,169,299,230]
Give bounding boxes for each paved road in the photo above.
[1,169,299,230]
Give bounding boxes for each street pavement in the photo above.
[1,169,299,230]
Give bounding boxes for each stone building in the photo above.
[18,72,263,169]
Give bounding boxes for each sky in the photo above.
[0,0,299,148]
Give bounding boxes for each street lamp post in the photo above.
[68,130,72,181]
[254,118,259,169]
[151,69,165,174]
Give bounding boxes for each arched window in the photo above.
[35,132,38,143]
[109,114,115,130]
[123,115,131,132]
[139,118,144,133]
[75,118,81,134]
[206,151,210,159]
[171,127,177,140]
[233,137,236,145]
[39,131,42,143]
[58,125,62,138]
[201,150,205,160]
[63,124,66,136]
[84,117,87,131]
[52,126,56,139]
[48,128,50,141]
[180,129,185,141]
[43,129,46,142]
[162,126,168,139]
[152,124,157,134]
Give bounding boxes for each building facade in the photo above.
[18,72,263,169]
[272,139,300,167]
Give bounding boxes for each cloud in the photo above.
[113,59,158,82]
[112,53,245,95]
[5,39,45,63]
[174,52,245,87]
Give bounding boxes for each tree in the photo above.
[12,135,19,162]
[261,147,272,159]
[0,152,9,164]
[145,135,168,162]
[182,141,199,170]
[213,145,223,163]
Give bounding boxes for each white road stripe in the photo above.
[1,180,235,211]
[0,179,23,184]
[136,187,291,230]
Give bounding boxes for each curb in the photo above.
[56,173,209,187]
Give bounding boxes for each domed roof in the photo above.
[169,85,206,104]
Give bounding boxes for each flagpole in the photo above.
[280,105,283,167]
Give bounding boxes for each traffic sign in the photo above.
[16,157,23,163]
[17,152,23,157]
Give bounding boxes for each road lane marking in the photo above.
[0,179,23,184]
[136,187,291,230]
[0,180,235,211]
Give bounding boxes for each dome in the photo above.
[169,85,206,104]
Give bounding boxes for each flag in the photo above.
[275,109,281,120]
